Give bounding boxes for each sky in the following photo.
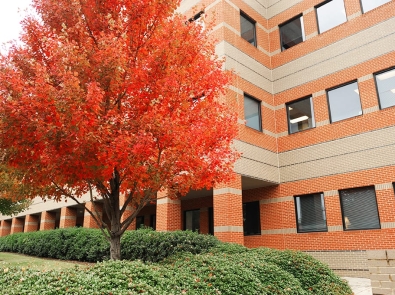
[0,0,32,49]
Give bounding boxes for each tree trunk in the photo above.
[110,233,121,260]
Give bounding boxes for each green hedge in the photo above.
[0,254,352,295]
[0,228,218,262]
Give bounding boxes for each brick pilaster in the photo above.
[40,211,56,231]
[0,219,11,236]
[24,215,39,232]
[10,217,24,234]
[83,202,103,229]
[156,191,182,232]
[59,207,77,228]
[213,173,244,245]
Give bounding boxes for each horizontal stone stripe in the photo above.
[267,0,303,18]
[214,226,243,233]
[234,140,279,167]
[324,190,338,197]
[156,198,181,205]
[12,224,24,228]
[358,74,374,82]
[261,228,297,235]
[1,226,11,229]
[313,90,326,98]
[234,157,280,184]
[381,222,395,229]
[213,188,242,196]
[273,17,395,93]
[316,119,329,127]
[347,11,362,21]
[375,183,394,191]
[25,222,38,225]
[328,225,343,232]
[260,196,293,204]
[60,216,77,220]
[363,105,379,115]
[306,31,318,41]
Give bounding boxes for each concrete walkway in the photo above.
[342,277,372,295]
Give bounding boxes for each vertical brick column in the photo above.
[10,217,24,234]
[368,250,395,295]
[40,211,56,230]
[358,74,379,113]
[375,183,395,225]
[268,27,281,55]
[323,190,344,231]
[213,174,244,245]
[156,190,182,232]
[344,0,362,21]
[303,7,318,40]
[199,207,209,234]
[83,202,103,229]
[0,220,11,236]
[59,207,77,228]
[24,215,39,232]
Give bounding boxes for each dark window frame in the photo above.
[374,66,395,110]
[244,93,262,131]
[183,209,200,232]
[136,216,145,230]
[286,96,315,134]
[294,192,328,233]
[243,201,261,236]
[326,80,362,123]
[315,0,347,34]
[359,0,391,14]
[240,11,257,47]
[279,14,305,51]
[339,186,381,231]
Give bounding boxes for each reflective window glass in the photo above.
[316,0,347,33]
[375,68,395,109]
[361,0,391,13]
[287,97,315,134]
[327,82,362,122]
[295,193,327,233]
[280,15,305,50]
[184,210,200,232]
[244,95,262,131]
[240,12,256,46]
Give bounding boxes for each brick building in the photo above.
[1,0,395,280]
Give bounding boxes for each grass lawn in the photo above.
[0,252,93,271]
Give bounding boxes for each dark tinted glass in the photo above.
[240,13,256,46]
[136,216,144,229]
[340,187,380,230]
[316,0,347,33]
[287,97,315,133]
[361,0,391,12]
[328,82,362,122]
[280,16,305,50]
[243,201,261,235]
[295,193,327,232]
[376,68,395,109]
[244,95,261,131]
[184,210,200,232]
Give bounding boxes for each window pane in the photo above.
[287,97,315,133]
[244,95,261,131]
[316,0,347,33]
[295,193,327,233]
[240,13,256,46]
[185,209,200,232]
[340,187,380,230]
[328,82,362,122]
[136,216,144,229]
[361,0,391,13]
[376,68,395,109]
[280,16,305,50]
[243,201,261,235]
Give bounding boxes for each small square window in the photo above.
[316,0,347,33]
[136,216,144,229]
[287,96,315,134]
[280,15,305,51]
[327,81,362,123]
[375,68,395,109]
[361,0,391,13]
[240,12,256,46]
[339,186,380,230]
[295,193,327,233]
[243,201,261,235]
[184,209,200,232]
[244,94,262,131]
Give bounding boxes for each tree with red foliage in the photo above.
[0,0,238,259]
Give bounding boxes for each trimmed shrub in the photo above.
[121,228,219,262]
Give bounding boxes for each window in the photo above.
[244,94,262,131]
[150,214,156,230]
[287,96,315,134]
[184,209,200,232]
[136,216,144,229]
[280,15,305,51]
[316,0,347,33]
[361,0,391,13]
[327,81,362,122]
[340,186,380,230]
[240,12,256,46]
[295,193,327,233]
[243,201,261,235]
[375,68,395,109]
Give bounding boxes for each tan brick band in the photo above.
[375,183,393,191]
[260,196,293,204]
[213,188,242,196]
[214,226,243,233]
[156,198,181,205]
[261,228,297,235]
